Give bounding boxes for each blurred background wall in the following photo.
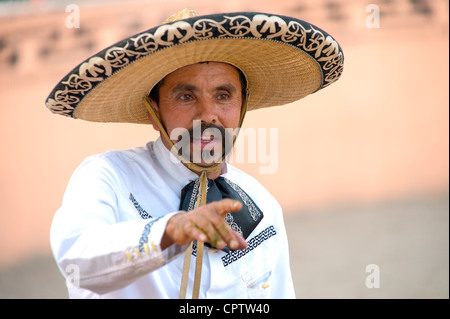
[0,0,448,298]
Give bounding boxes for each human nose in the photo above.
[194,99,218,124]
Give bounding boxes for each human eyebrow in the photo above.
[215,84,237,94]
[171,84,199,96]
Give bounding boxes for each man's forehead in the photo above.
[161,62,241,85]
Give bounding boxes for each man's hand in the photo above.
[161,199,248,251]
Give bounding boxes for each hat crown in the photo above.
[163,7,199,24]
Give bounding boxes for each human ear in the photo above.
[146,97,161,132]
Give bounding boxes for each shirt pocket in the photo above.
[241,265,273,299]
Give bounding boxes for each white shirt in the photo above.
[50,138,295,298]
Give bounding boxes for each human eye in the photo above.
[179,93,193,101]
[217,92,231,101]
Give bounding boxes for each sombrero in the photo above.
[45,8,344,124]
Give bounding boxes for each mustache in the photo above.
[182,122,227,143]
[171,121,235,163]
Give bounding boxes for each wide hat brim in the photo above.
[46,11,344,124]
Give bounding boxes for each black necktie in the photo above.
[179,176,264,253]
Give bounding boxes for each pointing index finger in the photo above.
[210,199,242,217]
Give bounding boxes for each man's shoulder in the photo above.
[83,143,152,166]
[73,143,155,180]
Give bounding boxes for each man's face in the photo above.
[149,62,243,167]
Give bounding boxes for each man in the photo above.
[47,8,344,298]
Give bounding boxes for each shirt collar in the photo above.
[150,137,196,189]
